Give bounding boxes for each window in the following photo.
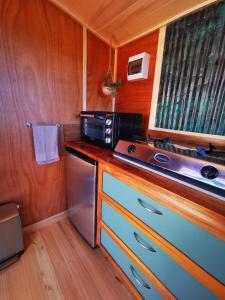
[152,1,225,136]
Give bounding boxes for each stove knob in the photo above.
[105,128,111,134]
[127,144,136,154]
[106,119,112,126]
[201,165,219,179]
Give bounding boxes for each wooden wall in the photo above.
[116,31,159,129]
[0,0,83,226]
[87,31,114,111]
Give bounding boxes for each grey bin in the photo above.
[0,203,24,270]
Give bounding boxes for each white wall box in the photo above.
[127,52,150,81]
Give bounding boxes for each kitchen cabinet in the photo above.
[97,164,225,299]
[65,141,225,300]
[101,228,163,300]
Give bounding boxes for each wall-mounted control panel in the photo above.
[127,52,150,81]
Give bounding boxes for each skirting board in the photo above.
[23,210,68,235]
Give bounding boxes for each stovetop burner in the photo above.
[114,138,225,199]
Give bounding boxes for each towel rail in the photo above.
[26,122,62,128]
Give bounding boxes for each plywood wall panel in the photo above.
[87,31,114,111]
[0,0,83,225]
[116,31,159,129]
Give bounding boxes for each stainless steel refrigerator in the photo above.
[66,147,97,248]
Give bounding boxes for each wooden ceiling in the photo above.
[50,0,216,47]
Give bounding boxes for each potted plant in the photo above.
[102,69,121,97]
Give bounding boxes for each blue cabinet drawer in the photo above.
[101,228,163,300]
[102,200,217,300]
[102,172,225,284]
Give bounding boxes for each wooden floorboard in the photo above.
[0,219,134,300]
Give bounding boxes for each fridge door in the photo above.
[66,148,97,248]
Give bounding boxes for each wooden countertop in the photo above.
[65,141,225,218]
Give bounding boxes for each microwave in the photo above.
[80,111,142,149]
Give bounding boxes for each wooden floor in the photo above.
[0,219,134,300]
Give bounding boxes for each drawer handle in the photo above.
[137,198,163,215]
[133,232,156,253]
[130,265,151,289]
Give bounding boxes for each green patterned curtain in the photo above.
[155,1,225,136]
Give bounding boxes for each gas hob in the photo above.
[114,140,225,199]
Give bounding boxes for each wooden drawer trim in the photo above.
[100,222,175,300]
[99,164,225,242]
[99,192,225,299]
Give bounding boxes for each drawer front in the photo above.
[102,200,217,300]
[102,172,225,284]
[101,228,163,300]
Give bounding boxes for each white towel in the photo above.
[32,125,59,165]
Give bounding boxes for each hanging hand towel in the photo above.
[32,125,59,165]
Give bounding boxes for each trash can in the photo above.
[0,203,24,270]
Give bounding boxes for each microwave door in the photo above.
[83,117,106,143]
